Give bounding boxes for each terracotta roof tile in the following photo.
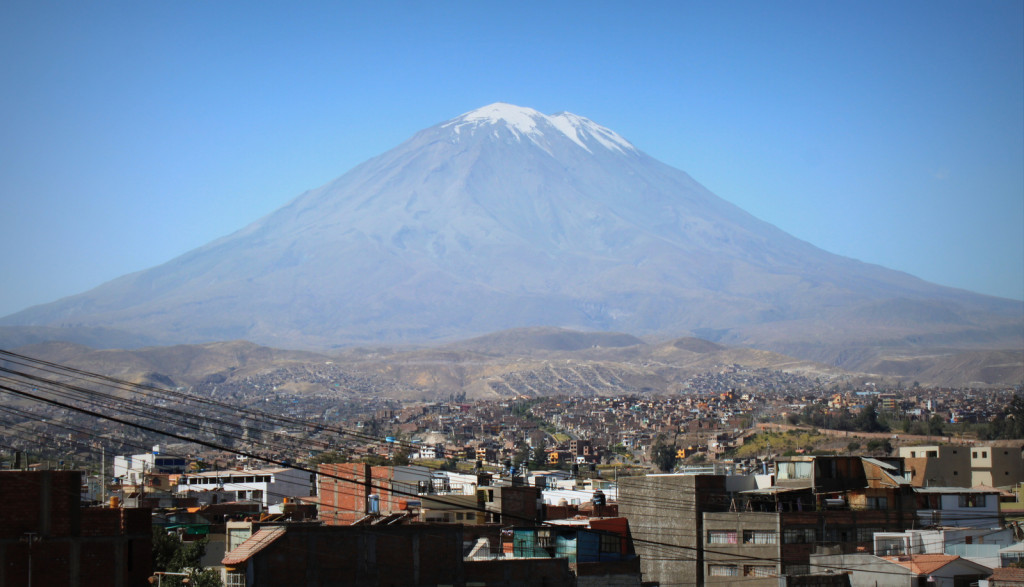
[883,554,960,575]
[990,567,1024,582]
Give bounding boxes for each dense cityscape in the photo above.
[1,348,1022,586]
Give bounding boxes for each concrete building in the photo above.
[702,512,780,585]
[621,457,918,584]
[618,473,730,586]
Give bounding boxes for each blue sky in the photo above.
[1,1,1022,317]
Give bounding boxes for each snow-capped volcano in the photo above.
[2,104,1020,359]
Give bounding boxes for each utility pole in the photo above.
[21,532,40,587]
[101,446,107,504]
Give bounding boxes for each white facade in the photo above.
[177,467,312,508]
[874,528,1014,569]
[113,452,188,484]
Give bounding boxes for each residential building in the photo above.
[221,522,598,586]
[914,486,1003,528]
[900,444,1024,488]
[113,449,188,485]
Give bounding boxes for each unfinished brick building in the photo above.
[0,470,152,586]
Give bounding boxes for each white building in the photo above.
[874,528,1015,569]
[177,467,313,508]
[113,449,188,485]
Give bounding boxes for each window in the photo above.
[958,494,987,508]
[600,533,620,553]
[777,461,812,480]
[823,528,853,543]
[982,451,988,458]
[225,571,246,587]
[537,529,552,548]
[856,527,880,542]
[708,564,739,577]
[866,496,888,510]
[973,452,978,458]
[784,528,817,544]
[927,451,938,457]
[785,564,809,576]
[707,531,738,544]
[744,565,776,577]
[743,530,777,545]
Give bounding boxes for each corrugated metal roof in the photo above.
[914,487,1001,494]
[862,457,897,471]
[221,526,286,566]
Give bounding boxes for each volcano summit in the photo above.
[3,104,1020,363]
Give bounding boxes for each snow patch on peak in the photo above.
[444,103,545,138]
[442,103,636,155]
[549,112,636,154]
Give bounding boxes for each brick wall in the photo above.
[317,463,372,525]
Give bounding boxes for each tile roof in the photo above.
[883,554,961,575]
[222,526,286,566]
[990,567,1024,582]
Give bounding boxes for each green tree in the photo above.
[529,439,547,470]
[152,527,222,586]
[651,437,677,473]
[854,401,888,433]
[307,450,347,465]
[390,447,411,466]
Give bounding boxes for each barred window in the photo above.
[743,530,777,545]
[744,565,776,577]
[707,530,738,544]
[708,564,739,577]
[783,528,816,544]
[959,494,987,508]
[225,571,246,587]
